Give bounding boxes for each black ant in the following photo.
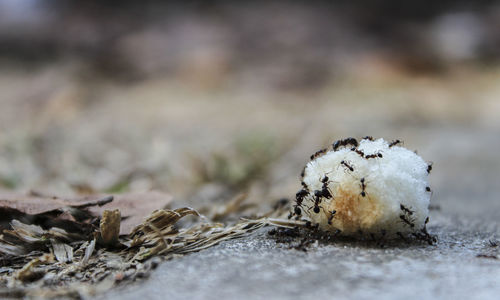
[312,190,327,213]
[427,162,433,174]
[340,160,354,172]
[400,204,414,215]
[301,181,308,189]
[399,215,415,228]
[295,189,309,213]
[365,152,383,159]
[399,204,415,228]
[319,175,333,199]
[425,186,431,192]
[288,188,309,219]
[351,147,365,158]
[310,148,327,160]
[332,137,358,151]
[327,210,336,225]
[388,139,402,148]
[362,136,374,141]
[360,177,367,197]
[300,166,306,179]
[412,217,436,245]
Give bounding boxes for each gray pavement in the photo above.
[101,215,499,300]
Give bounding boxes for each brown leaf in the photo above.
[0,192,113,215]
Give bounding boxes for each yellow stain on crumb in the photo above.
[324,185,383,234]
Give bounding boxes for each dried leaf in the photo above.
[0,220,88,256]
[0,193,112,216]
[80,239,96,266]
[51,240,73,263]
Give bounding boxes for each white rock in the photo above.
[298,138,431,238]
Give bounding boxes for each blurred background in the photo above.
[1,0,500,218]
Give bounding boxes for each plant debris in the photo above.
[99,210,121,247]
[0,191,272,298]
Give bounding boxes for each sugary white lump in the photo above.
[294,137,432,239]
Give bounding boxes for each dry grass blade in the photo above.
[128,207,271,261]
[170,219,267,255]
[130,207,200,247]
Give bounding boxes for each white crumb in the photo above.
[297,137,431,238]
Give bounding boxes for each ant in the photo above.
[351,147,365,157]
[399,204,415,228]
[312,190,328,213]
[288,188,309,219]
[360,177,367,197]
[301,181,308,189]
[310,148,327,160]
[300,166,306,179]
[412,217,436,245]
[427,162,433,174]
[400,204,414,215]
[340,160,354,172]
[321,174,330,184]
[327,210,336,225]
[426,186,431,192]
[365,152,383,159]
[332,137,358,151]
[320,175,333,199]
[389,139,402,148]
[399,215,415,228]
[362,136,374,141]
